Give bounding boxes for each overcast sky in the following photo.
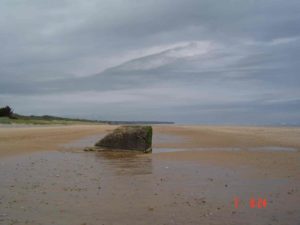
[0,0,299,124]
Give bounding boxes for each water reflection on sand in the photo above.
[0,143,299,224]
[94,151,153,175]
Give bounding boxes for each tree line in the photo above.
[0,106,14,118]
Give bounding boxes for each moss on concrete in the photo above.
[144,126,152,146]
[95,125,153,153]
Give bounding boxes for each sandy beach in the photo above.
[0,125,299,225]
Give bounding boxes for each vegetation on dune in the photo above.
[0,116,102,125]
[0,117,12,124]
[0,105,103,125]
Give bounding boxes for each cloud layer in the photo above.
[0,0,299,124]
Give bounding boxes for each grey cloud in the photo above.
[0,0,300,124]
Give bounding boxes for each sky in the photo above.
[0,0,300,124]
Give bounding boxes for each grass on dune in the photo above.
[0,116,102,125]
[0,117,11,124]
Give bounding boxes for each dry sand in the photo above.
[0,124,299,225]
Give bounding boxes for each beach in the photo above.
[0,125,299,225]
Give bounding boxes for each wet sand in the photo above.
[0,125,115,157]
[0,125,299,225]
